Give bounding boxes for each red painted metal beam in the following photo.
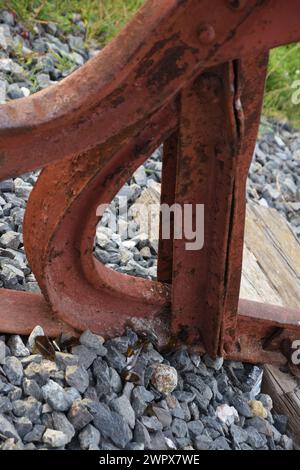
[0,289,76,337]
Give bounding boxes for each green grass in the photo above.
[1,1,300,127]
[264,43,300,128]
[1,0,144,45]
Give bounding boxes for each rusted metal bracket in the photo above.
[1,0,300,367]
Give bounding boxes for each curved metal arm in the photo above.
[1,0,300,180]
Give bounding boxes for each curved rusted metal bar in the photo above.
[0,0,299,367]
[23,102,176,335]
[1,0,300,179]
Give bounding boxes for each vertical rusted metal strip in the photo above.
[221,52,269,355]
[157,131,179,283]
[171,63,241,354]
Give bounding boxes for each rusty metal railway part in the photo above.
[0,0,300,367]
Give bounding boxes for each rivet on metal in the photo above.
[198,24,216,44]
[228,0,248,10]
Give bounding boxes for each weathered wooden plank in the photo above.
[262,364,300,448]
[241,203,300,449]
[242,204,300,309]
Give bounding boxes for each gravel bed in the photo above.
[0,9,299,451]
[0,327,294,450]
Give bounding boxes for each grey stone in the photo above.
[43,428,69,448]
[201,416,224,435]
[104,343,126,372]
[171,418,188,438]
[65,387,81,404]
[273,414,288,434]
[189,402,200,421]
[141,416,163,432]
[205,428,221,441]
[246,426,267,449]
[0,379,14,394]
[93,402,133,448]
[67,35,84,50]
[3,356,23,385]
[242,365,263,398]
[0,340,6,364]
[0,230,21,249]
[79,330,107,355]
[184,382,212,412]
[9,385,22,401]
[269,424,281,443]
[173,390,196,403]
[280,434,293,450]
[0,10,15,26]
[27,326,45,352]
[258,393,273,411]
[245,417,273,436]
[65,365,89,393]
[109,367,122,393]
[12,397,42,423]
[0,396,12,413]
[181,401,192,421]
[0,414,21,441]
[0,179,14,192]
[110,394,135,429]
[14,416,33,438]
[71,344,97,369]
[0,79,7,104]
[14,178,32,199]
[52,412,75,443]
[133,166,147,186]
[126,442,145,450]
[152,405,172,428]
[263,184,281,201]
[68,399,93,431]
[194,434,213,450]
[132,386,154,417]
[100,440,119,450]
[175,437,191,449]
[92,357,112,396]
[230,423,248,444]
[187,420,204,439]
[149,431,168,450]
[55,352,79,369]
[1,437,24,450]
[133,420,151,448]
[123,381,135,399]
[7,335,30,357]
[171,405,185,420]
[36,73,52,89]
[0,25,11,50]
[7,83,24,100]
[0,263,25,287]
[24,360,56,385]
[203,354,224,370]
[23,424,46,443]
[230,395,253,418]
[42,380,72,412]
[22,377,43,401]
[209,436,231,450]
[78,424,100,450]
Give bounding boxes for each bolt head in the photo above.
[228,0,248,10]
[198,24,215,44]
